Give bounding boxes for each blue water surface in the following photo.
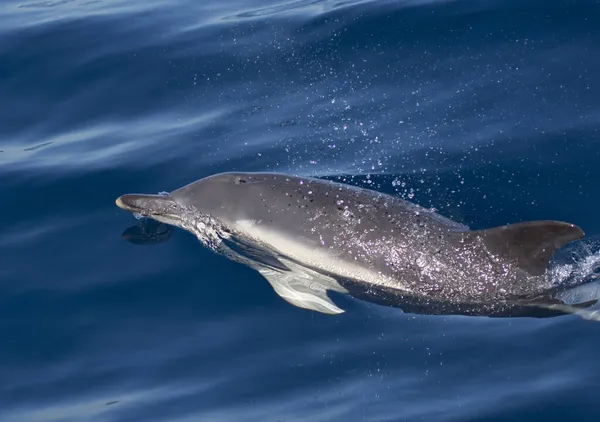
[2,0,600,421]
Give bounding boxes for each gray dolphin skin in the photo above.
[116,172,599,320]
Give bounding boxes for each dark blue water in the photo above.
[2,0,600,420]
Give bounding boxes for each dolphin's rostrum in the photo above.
[116,172,598,319]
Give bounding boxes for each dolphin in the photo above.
[115,172,600,319]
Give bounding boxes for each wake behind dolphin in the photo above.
[115,172,600,320]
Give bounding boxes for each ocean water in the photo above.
[2,0,600,421]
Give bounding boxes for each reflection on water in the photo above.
[121,220,173,246]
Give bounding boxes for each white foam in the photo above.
[548,240,600,289]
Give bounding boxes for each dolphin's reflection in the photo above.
[121,219,173,245]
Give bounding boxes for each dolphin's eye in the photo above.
[235,178,247,185]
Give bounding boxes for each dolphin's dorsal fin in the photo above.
[466,221,584,276]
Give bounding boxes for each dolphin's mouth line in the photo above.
[115,196,140,213]
[115,195,184,226]
[115,197,161,216]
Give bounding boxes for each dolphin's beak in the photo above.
[115,194,178,216]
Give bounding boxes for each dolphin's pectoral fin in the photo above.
[256,260,348,315]
[464,221,585,276]
[258,267,345,314]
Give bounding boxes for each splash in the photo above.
[548,237,600,289]
[536,237,600,321]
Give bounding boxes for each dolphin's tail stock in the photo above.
[526,299,600,322]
